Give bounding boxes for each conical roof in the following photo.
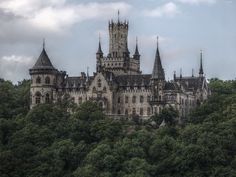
[32,48,55,70]
[152,37,165,80]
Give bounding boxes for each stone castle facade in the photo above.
[29,15,209,121]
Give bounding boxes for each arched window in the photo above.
[45,76,50,84]
[132,96,136,104]
[97,79,102,88]
[125,109,128,115]
[45,93,50,103]
[117,110,121,115]
[140,96,144,103]
[125,96,129,103]
[132,108,136,115]
[36,76,41,84]
[93,87,96,92]
[35,92,41,104]
[117,97,121,103]
[147,96,150,102]
[140,108,143,115]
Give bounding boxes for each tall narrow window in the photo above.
[118,97,121,103]
[36,76,41,84]
[125,96,129,103]
[35,92,41,104]
[125,109,128,115]
[98,79,102,88]
[140,96,144,103]
[118,110,121,115]
[45,93,50,103]
[140,108,143,115]
[45,76,50,84]
[132,108,136,115]
[132,96,136,104]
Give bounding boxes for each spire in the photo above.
[96,34,103,55]
[199,50,204,76]
[134,37,140,57]
[118,10,120,23]
[152,36,165,80]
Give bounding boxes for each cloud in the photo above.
[0,0,131,32]
[0,55,34,83]
[176,0,216,5]
[143,2,180,18]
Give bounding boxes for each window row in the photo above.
[35,76,52,84]
[118,95,151,104]
[34,92,51,104]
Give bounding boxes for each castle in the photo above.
[29,14,209,122]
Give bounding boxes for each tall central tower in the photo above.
[108,15,129,58]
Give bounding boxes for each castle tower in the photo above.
[150,37,165,114]
[108,11,129,58]
[29,41,58,108]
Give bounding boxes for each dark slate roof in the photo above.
[32,48,55,70]
[164,82,179,90]
[63,76,94,88]
[152,40,165,80]
[175,76,203,91]
[115,74,152,87]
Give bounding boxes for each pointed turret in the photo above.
[96,35,103,56]
[199,50,204,77]
[96,35,103,72]
[152,37,165,80]
[133,37,140,60]
[31,40,55,70]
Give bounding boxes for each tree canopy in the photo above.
[0,78,235,177]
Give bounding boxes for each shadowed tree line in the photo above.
[0,78,236,177]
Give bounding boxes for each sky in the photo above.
[0,0,235,83]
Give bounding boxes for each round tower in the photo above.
[29,42,58,108]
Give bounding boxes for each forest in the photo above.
[0,78,235,177]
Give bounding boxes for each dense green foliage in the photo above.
[0,78,236,177]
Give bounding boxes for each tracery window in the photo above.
[36,76,41,84]
[35,92,41,104]
[125,96,129,103]
[45,76,50,84]
[45,93,50,103]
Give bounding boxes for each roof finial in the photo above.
[43,38,45,49]
[192,68,194,77]
[157,36,159,46]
